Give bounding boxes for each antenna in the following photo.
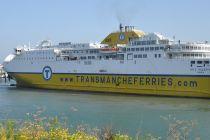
[119,23,123,32]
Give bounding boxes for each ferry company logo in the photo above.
[42,66,52,80]
[119,33,125,41]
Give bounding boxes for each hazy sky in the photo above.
[0,0,210,62]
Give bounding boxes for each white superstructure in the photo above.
[4,33,210,75]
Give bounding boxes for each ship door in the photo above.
[127,53,133,60]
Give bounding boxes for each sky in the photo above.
[0,0,210,62]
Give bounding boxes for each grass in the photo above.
[0,110,199,140]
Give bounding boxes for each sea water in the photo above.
[0,80,210,139]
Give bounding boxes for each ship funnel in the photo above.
[101,24,145,46]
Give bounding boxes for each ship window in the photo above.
[143,54,147,58]
[145,48,149,51]
[204,61,209,64]
[117,54,124,60]
[197,61,202,64]
[127,53,133,60]
[127,48,130,51]
[136,48,140,51]
[150,47,154,51]
[134,55,137,58]
[90,50,94,53]
[122,48,126,52]
[190,46,193,50]
[139,41,144,45]
[159,40,169,44]
[88,56,92,59]
[131,48,135,51]
[203,54,207,58]
[81,56,87,60]
[191,61,195,64]
[140,48,144,51]
[105,56,110,59]
[160,47,164,50]
[158,54,161,58]
[98,56,102,59]
[151,40,156,45]
[143,41,147,45]
[155,54,157,58]
[155,47,159,51]
[138,54,142,58]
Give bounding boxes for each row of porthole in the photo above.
[182,46,210,51]
[62,50,99,54]
[191,60,209,65]
[25,51,52,55]
[15,57,55,61]
[124,46,164,52]
[133,54,148,58]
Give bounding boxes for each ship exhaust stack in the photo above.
[101,24,145,46]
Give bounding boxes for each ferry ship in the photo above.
[3,25,210,98]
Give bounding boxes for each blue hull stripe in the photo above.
[8,72,210,77]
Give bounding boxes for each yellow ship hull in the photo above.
[10,73,210,98]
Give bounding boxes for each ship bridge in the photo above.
[130,32,171,46]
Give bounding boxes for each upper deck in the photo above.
[6,25,210,64]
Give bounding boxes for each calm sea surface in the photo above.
[0,80,210,139]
